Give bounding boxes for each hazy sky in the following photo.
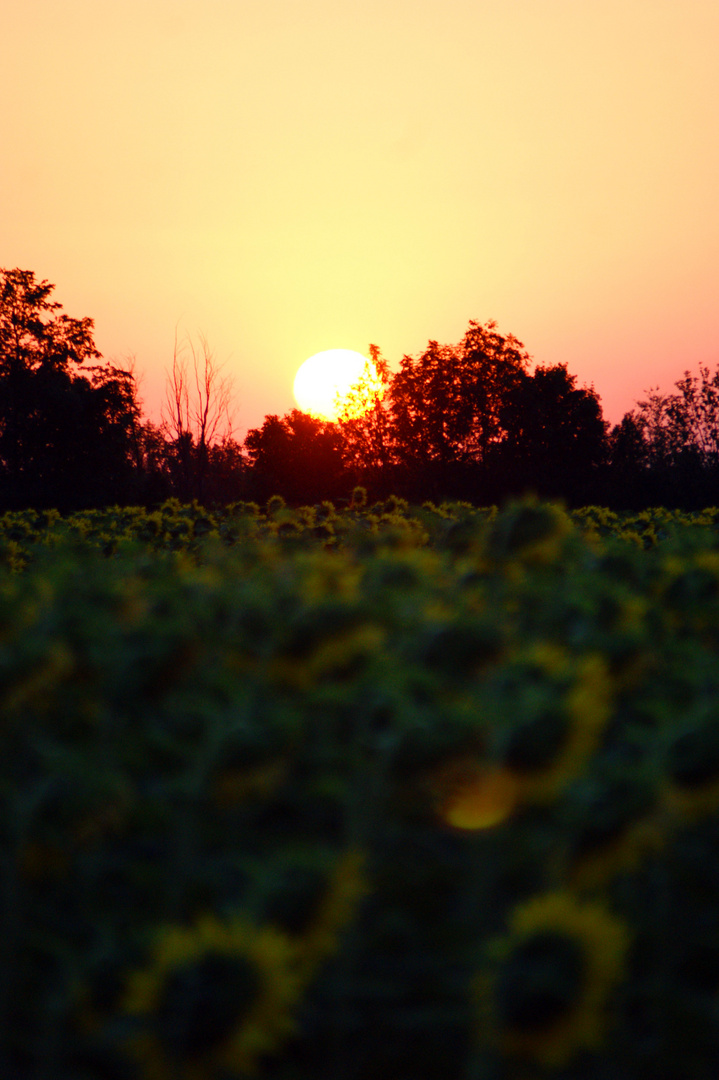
[3,0,718,435]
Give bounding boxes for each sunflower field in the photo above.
[3,494,719,1079]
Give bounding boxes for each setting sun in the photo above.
[293,349,383,422]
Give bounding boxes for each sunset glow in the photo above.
[2,1,718,435]
[293,349,382,421]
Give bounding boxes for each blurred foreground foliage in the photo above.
[3,496,719,1078]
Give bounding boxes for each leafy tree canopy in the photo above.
[390,320,530,467]
[0,267,100,375]
[0,267,142,509]
[244,409,346,504]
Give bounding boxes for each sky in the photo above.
[2,0,718,438]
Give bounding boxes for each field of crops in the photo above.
[3,494,719,1079]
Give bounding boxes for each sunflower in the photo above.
[121,915,301,1080]
[661,716,719,822]
[295,847,369,982]
[476,891,630,1068]
[564,775,664,889]
[493,648,612,805]
[270,604,384,690]
[484,499,573,567]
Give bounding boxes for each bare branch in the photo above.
[162,327,192,442]
[161,328,238,501]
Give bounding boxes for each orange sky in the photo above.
[2,0,718,437]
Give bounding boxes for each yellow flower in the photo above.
[495,649,612,805]
[122,916,301,1079]
[350,486,367,509]
[477,891,630,1068]
[564,775,664,889]
[661,718,719,822]
[271,618,384,690]
[570,817,664,890]
[308,623,385,682]
[484,499,573,566]
[296,848,370,982]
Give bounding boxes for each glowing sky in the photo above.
[2,0,718,436]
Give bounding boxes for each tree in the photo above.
[244,410,347,504]
[0,268,144,509]
[623,368,719,474]
[389,320,530,498]
[494,364,608,503]
[162,331,236,502]
[664,365,719,467]
[391,320,530,466]
[632,389,680,469]
[131,420,175,504]
[0,268,101,376]
[606,365,719,508]
[202,436,248,504]
[336,345,397,496]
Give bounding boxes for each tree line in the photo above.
[2,266,718,511]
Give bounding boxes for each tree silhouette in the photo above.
[494,363,607,503]
[388,320,530,498]
[0,267,144,509]
[606,364,719,508]
[7,271,684,510]
[391,322,529,464]
[336,345,396,496]
[0,268,101,376]
[662,365,719,468]
[162,331,236,503]
[202,436,248,504]
[244,410,346,505]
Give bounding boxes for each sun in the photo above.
[293,349,383,422]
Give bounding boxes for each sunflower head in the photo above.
[122,916,301,1079]
[494,930,586,1035]
[487,648,611,805]
[288,848,369,983]
[484,499,573,567]
[266,495,286,515]
[477,891,630,1069]
[662,712,719,820]
[565,773,664,888]
[152,951,261,1062]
